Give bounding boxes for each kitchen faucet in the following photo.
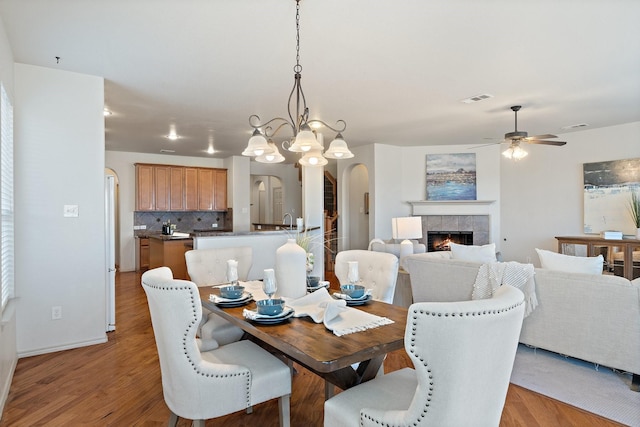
[282,213,293,229]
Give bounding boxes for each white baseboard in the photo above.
[17,336,108,358]
[0,356,17,421]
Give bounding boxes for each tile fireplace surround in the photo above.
[418,215,490,247]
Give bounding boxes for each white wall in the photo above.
[501,121,640,264]
[0,12,15,417]
[105,151,225,272]
[250,161,302,223]
[14,64,106,356]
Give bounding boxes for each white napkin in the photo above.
[287,287,394,336]
[237,280,270,301]
[323,301,394,337]
[287,287,338,322]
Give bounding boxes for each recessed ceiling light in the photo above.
[461,94,494,104]
[160,149,175,153]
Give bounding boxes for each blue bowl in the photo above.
[256,298,285,316]
[306,276,320,288]
[219,285,245,299]
[340,284,365,299]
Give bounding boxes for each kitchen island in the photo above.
[193,227,321,280]
[148,234,193,279]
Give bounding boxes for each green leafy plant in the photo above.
[629,191,640,228]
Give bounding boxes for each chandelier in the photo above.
[242,0,354,165]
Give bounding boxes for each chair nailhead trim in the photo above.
[143,282,253,407]
[359,299,524,426]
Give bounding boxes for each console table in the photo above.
[555,236,640,280]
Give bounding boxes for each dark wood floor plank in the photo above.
[0,271,624,426]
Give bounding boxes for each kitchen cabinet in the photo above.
[214,169,227,211]
[169,167,185,210]
[154,166,171,211]
[136,164,154,211]
[196,168,227,211]
[135,163,227,212]
[184,167,199,210]
[135,237,150,271]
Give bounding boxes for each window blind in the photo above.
[1,83,14,311]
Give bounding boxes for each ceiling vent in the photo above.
[461,94,494,104]
[160,149,175,153]
[560,123,589,130]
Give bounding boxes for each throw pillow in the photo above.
[535,248,603,275]
[450,242,497,263]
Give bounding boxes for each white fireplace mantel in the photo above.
[407,200,497,216]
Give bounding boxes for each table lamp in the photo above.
[392,216,423,259]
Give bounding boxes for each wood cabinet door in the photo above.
[198,168,214,210]
[154,166,171,211]
[135,164,154,211]
[184,167,199,211]
[169,167,185,211]
[214,169,227,211]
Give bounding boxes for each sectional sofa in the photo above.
[402,252,640,391]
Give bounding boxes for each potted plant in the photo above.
[629,190,640,239]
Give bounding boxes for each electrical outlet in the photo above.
[140,225,146,230]
[51,306,62,320]
[212,223,218,228]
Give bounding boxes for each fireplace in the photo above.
[427,231,473,252]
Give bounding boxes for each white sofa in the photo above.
[402,252,640,391]
[368,239,426,257]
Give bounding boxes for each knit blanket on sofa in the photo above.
[472,261,538,317]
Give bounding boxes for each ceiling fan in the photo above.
[503,105,567,147]
[476,105,567,160]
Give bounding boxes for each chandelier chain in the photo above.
[295,0,301,73]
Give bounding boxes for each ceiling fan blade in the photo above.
[526,140,567,146]
[469,141,504,149]
[525,134,558,140]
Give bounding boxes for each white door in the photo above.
[105,175,116,331]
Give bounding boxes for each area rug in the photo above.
[510,344,640,426]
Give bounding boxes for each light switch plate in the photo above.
[63,205,79,217]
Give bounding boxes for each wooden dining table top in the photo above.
[198,286,408,376]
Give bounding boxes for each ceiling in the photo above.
[1,0,639,162]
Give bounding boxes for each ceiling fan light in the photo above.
[324,133,354,159]
[242,129,272,157]
[502,144,528,160]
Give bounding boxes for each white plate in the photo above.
[211,292,253,307]
[244,306,294,322]
[249,310,295,324]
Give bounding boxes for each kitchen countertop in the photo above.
[193,226,319,238]
[138,227,319,239]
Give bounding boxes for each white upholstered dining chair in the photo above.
[141,267,291,427]
[334,250,399,304]
[324,285,525,427]
[185,247,252,346]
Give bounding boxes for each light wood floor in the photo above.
[0,271,624,426]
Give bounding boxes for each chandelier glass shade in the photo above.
[502,142,528,160]
[243,0,353,166]
[256,140,286,163]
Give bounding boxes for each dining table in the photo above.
[198,283,408,399]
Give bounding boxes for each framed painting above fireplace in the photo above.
[426,153,477,201]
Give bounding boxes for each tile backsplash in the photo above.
[134,210,231,235]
